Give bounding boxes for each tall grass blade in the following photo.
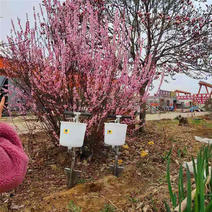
[164,201,172,212]
[199,152,205,212]
[167,157,177,207]
[186,164,192,212]
[205,200,212,212]
[178,165,184,212]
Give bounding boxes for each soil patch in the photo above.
[0,114,211,211]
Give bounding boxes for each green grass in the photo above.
[100,204,116,212]
[128,196,139,204]
[67,200,82,212]
[191,119,212,129]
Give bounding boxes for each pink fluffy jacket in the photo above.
[0,122,28,193]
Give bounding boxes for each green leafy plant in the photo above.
[165,145,212,212]
[128,196,139,204]
[162,148,173,161]
[77,178,87,184]
[67,200,82,212]
[177,147,188,159]
[100,204,116,212]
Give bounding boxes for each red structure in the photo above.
[175,90,192,100]
[176,81,212,104]
[193,81,212,104]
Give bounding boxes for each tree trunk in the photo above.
[138,83,148,133]
[138,102,146,133]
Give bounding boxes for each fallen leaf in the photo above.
[140,150,148,158]
[122,144,129,149]
[118,159,123,165]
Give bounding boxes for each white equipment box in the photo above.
[104,123,127,146]
[60,121,87,148]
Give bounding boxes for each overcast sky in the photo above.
[0,0,211,95]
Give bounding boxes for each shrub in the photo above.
[2,0,155,147]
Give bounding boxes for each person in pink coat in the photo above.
[0,96,28,193]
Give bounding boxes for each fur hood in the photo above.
[0,122,28,193]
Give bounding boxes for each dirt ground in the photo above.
[0,113,212,212]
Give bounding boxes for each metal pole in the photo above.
[74,112,81,123]
[66,112,81,188]
[115,115,122,124]
[113,115,122,177]
[67,148,76,188]
[114,146,119,176]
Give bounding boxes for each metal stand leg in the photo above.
[110,146,124,177]
[65,148,81,188]
[65,112,82,188]
[69,147,76,188]
[114,146,118,176]
[109,115,124,177]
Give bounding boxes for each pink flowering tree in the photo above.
[2,0,155,147]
